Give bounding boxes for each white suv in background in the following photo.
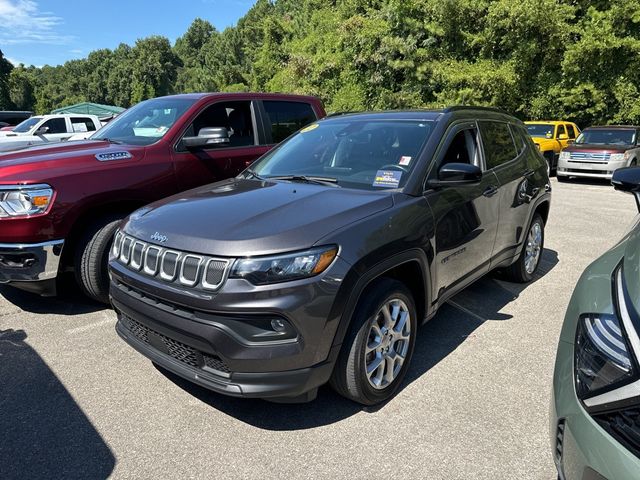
[0,114,102,152]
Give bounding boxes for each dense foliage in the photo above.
[1,0,639,126]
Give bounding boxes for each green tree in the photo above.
[0,50,14,109]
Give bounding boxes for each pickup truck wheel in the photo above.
[504,213,544,283]
[74,216,123,304]
[330,278,417,405]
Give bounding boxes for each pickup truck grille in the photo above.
[112,231,230,291]
[568,151,612,164]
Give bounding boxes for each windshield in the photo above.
[249,119,435,190]
[576,129,636,146]
[526,124,555,138]
[93,97,197,146]
[12,117,42,133]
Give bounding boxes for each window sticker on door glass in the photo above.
[373,170,402,188]
[300,123,319,133]
[399,156,412,166]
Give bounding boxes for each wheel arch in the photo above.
[331,249,431,351]
[59,199,148,271]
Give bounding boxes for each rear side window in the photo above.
[566,124,576,139]
[509,125,528,155]
[263,101,316,144]
[71,117,97,132]
[478,121,517,170]
[41,118,67,134]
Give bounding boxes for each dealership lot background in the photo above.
[1,177,633,479]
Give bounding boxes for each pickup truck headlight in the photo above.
[0,184,54,219]
[559,151,570,161]
[610,153,626,162]
[230,246,338,285]
[574,266,637,400]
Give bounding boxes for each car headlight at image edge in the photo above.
[559,151,570,161]
[0,185,54,218]
[575,312,635,399]
[230,246,338,285]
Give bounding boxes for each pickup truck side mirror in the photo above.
[35,126,49,135]
[558,133,568,140]
[430,162,482,187]
[182,127,230,149]
[612,166,640,211]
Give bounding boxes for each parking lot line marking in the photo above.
[68,317,115,335]
[447,300,486,323]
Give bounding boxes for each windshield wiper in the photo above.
[244,169,264,180]
[96,137,123,145]
[267,175,340,187]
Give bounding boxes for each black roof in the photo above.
[323,105,516,123]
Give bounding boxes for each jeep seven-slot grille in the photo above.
[595,407,640,459]
[112,231,230,291]
[123,315,231,374]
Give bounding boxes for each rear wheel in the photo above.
[504,213,544,283]
[330,278,417,405]
[74,216,123,304]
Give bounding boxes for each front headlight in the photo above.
[230,245,338,285]
[559,151,570,161]
[0,184,55,219]
[575,313,635,399]
[575,266,637,400]
[610,153,626,162]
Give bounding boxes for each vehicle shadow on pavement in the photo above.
[157,248,559,429]
[0,328,115,479]
[0,278,105,316]
[404,247,559,386]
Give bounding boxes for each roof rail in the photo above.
[443,105,509,115]
[326,111,358,117]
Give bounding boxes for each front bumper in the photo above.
[551,340,640,480]
[0,239,64,284]
[557,159,628,179]
[109,253,352,400]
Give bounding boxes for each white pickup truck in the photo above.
[0,114,102,152]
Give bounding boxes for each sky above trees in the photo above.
[0,0,253,67]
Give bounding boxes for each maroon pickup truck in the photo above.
[0,93,325,302]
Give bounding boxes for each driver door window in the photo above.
[185,101,255,149]
[40,118,67,135]
[440,127,481,168]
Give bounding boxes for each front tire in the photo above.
[74,216,123,304]
[504,213,544,283]
[330,278,417,405]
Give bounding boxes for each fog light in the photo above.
[271,318,287,332]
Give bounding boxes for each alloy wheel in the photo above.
[364,298,411,390]
[524,221,543,274]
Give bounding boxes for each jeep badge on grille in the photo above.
[150,232,168,243]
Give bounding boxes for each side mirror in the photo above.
[431,163,482,186]
[182,127,230,149]
[35,126,49,135]
[612,166,640,211]
[558,133,569,140]
[566,139,575,145]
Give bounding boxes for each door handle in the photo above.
[483,185,498,197]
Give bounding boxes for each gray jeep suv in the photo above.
[109,107,551,405]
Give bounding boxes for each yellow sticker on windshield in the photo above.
[300,123,319,133]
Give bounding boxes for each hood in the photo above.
[124,178,394,256]
[0,140,146,181]
[563,143,631,154]
[623,216,640,315]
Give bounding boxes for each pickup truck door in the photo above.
[38,117,73,144]
[172,100,271,191]
[425,121,500,301]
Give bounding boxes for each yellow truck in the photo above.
[525,121,580,174]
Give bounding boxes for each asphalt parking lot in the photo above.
[0,177,636,480]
